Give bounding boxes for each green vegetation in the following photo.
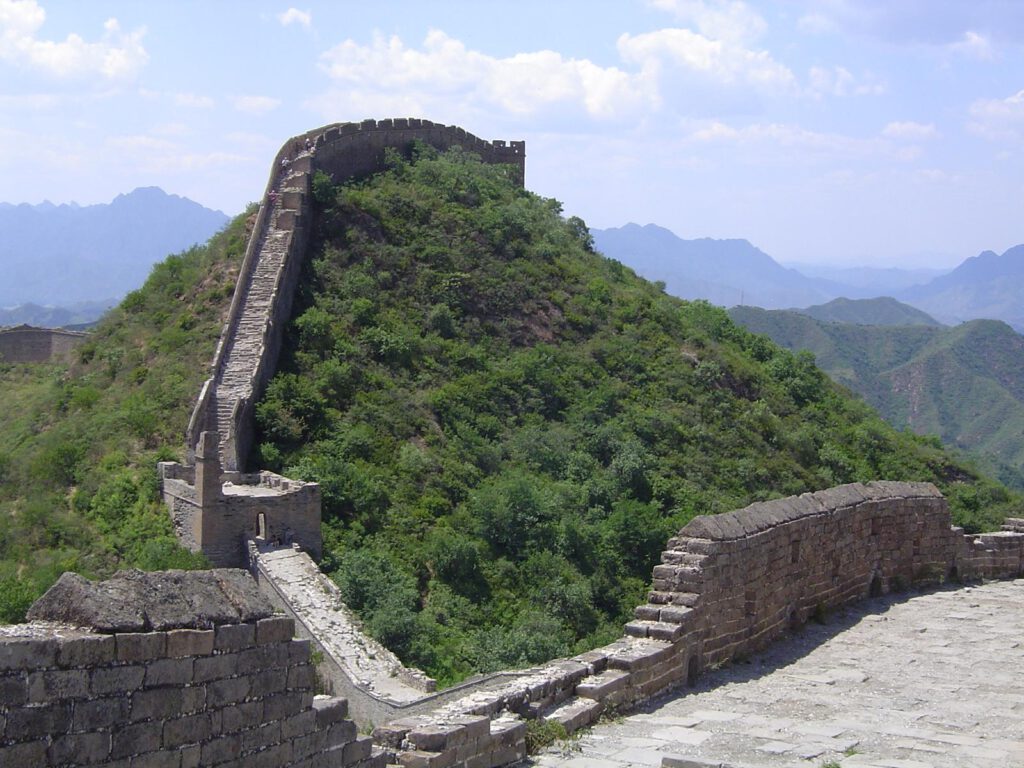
[731,306,1024,488]
[0,210,252,622]
[796,296,942,327]
[254,146,1020,686]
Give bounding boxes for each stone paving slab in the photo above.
[524,579,1024,768]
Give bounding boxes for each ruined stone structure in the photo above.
[162,119,525,569]
[0,570,385,767]
[0,324,87,363]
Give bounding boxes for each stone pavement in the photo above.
[527,579,1024,768]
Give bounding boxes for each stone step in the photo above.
[634,604,695,624]
[574,668,630,702]
[541,696,603,735]
[624,620,685,642]
[647,591,701,607]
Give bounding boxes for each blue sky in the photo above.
[2,1,1023,268]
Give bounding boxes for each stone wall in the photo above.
[160,433,322,568]
[0,325,87,363]
[0,569,385,768]
[366,482,1024,767]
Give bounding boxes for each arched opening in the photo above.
[869,573,883,597]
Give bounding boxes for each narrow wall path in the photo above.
[528,578,1024,768]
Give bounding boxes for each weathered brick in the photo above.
[48,731,111,765]
[0,637,57,671]
[163,713,212,748]
[262,691,304,721]
[73,696,129,731]
[288,638,312,663]
[0,740,48,765]
[240,720,281,753]
[4,701,71,741]
[323,718,358,749]
[57,635,116,668]
[116,632,167,663]
[144,657,195,687]
[342,734,373,763]
[287,663,316,691]
[92,664,145,695]
[313,695,348,727]
[200,733,241,765]
[194,652,238,682]
[128,750,183,768]
[131,687,184,722]
[255,616,294,646]
[253,741,292,768]
[250,667,288,697]
[166,629,215,658]
[0,672,27,706]
[207,676,250,708]
[236,643,288,674]
[219,701,263,734]
[180,744,201,768]
[213,623,254,652]
[181,684,207,714]
[111,720,162,758]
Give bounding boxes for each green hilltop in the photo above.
[731,305,1024,489]
[0,147,1019,687]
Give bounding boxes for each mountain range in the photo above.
[593,224,1024,332]
[731,302,1024,489]
[0,187,229,311]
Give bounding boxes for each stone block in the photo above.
[214,623,255,652]
[145,657,195,687]
[208,676,250,708]
[323,718,358,748]
[220,700,263,734]
[256,616,295,645]
[49,731,111,765]
[73,696,129,731]
[116,632,167,663]
[343,734,373,763]
[27,667,91,702]
[5,701,71,741]
[281,709,317,739]
[129,750,185,768]
[0,672,27,706]
[167,629,215,658]
[288,662,317,691]
[288,638,312,663]
[0,740,48,766]
[253,742,293,768]
[262,691,305,721]
[163,713,212,748]
[131,687,184,722]
[241,720,281,753]
[91,664,145,695]
[57,634,116,667]
[112,720,163,758]
[250,667,288,697]
[0,636,57,670]
[313,695,349,727]
[194,651,238,682]
[200,734,241,766]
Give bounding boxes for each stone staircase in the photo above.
[208,164,306,470]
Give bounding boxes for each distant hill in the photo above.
[731,306,1024,488]
[897,245,1024,332]
[796,297,942,327]
[592,223,838,309]
[0,187,229,306]
[784,262,948,297]
[0,300,116,328]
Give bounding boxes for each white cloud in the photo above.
[948,30,993,60]
[968,89,1024,140]
[647,0,767,43]
[882,121,938,140]
[174,92,215,109]
[278,7,311,28]
[685,119,908,159]
[0,0,147,79]
[618,27,794,90]
[318,30,651,122]
[231,95,281,114]
[106,134,247,173]
[807,65,885,98]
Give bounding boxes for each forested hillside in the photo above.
[0,211,253,622]
[253,146,1020,686]
[731,306,1024,489]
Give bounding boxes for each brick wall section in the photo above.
[368,482,1024,767]
[0,325,87,363]
[0,617,385,768]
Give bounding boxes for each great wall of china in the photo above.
[2,119,1023,768]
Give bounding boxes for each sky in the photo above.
[2,1,1024,268]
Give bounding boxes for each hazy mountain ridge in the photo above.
[731,305,1024,488]
[795,297,942,327]
[0,187,230,307]
[595,223,1023,332]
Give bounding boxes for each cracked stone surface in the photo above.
[527,579,1024,768]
